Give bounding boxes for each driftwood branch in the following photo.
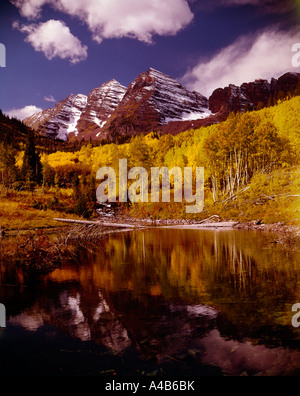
[53,218,141,229]
[198,215,221,224]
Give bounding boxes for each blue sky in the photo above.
[0,0,299,120]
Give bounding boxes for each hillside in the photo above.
[0,110,89,153]
[0,95,299,231]
[0,110,34,146]
[42,96,300,224]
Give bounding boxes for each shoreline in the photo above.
[109,216,300,234]
[3,217,299,238]
[1,219,298,271]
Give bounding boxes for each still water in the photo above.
[0,229,300,376]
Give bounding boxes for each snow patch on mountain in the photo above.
[166,110,212,123]
[146,68,209,125]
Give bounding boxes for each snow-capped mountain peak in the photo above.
[24,68,299,142]
[98,68,210,140]
[24,80,127,141]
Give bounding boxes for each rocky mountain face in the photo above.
[24,69,210,141]
[158,72,300,136]
[96,68,209,140]
[25,94,88,141]
[24,80,127,141]
[24,70,300,141]
[209,72,300,116]
[75,80,127,139]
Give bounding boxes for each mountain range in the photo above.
[24,68,300,142]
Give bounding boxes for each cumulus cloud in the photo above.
[44,95,56,102]
[11,0,50,19]
[6,105,43,120]
[11,0,194,44]
[182,28,300,97]
[13,19,88,64]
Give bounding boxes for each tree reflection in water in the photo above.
[2,229,300,376]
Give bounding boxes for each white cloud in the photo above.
[182,28,300,97]
[13,19,88,64]
[11,0,49,19]
[6,105,43,120]
[44,95,56,102]
[11,0,194,44]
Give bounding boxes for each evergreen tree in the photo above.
[74,193,90,218]
[0,142,18,187]
[21,132,42,185]
[72,173,96,219]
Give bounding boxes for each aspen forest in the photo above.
[0,96,299,230]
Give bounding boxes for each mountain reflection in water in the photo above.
[1,229,300,376]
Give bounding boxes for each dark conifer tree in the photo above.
[21,132,42,184]
[0,142,18,187]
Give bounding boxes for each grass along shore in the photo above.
[0,171,299,234]
[0,187,83,232]
[1,193,299,275]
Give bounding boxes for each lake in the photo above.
[0,229,300,376]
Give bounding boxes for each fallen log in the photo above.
[198,215,220,224]
[53,218,140,229]
[161,222,239,229]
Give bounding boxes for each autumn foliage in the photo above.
[0,96,299,226]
